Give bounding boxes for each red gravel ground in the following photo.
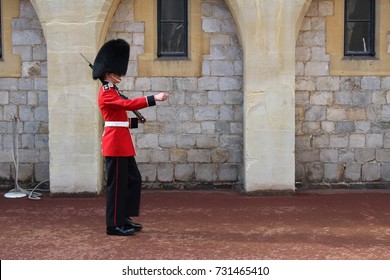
[1,189,390,260]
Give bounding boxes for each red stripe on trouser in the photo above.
[114,158,119,226]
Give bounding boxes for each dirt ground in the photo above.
[1,189,390,260]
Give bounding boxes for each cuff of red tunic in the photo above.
[146,95,156,107]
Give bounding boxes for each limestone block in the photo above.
[35,162,49,181]
[173,78,198,91]
[324,163,344,182]
[301,122,321,134]
[136,134,158,149]
[187,149,211,163]
[312,135,329,148]
[201,121,215,133]
[346,108,366,120]
[198,77,219,90]
[151,78,172,91]
[185,92,208,105]
[372,91,386,104]
[355,149,375,163]
[327,108,346,121]
[210,60,234,77]
[329,135,348,148]
[194,106,218,121]
[219,77,242,91]
[335,121,355,133]
[349,134,366,148]
[296,78,316,91]
[220,106,234,120]
[202,18,220,33]
[195,164,216,181]
[355,121,371,133]
[176,134,195,149]
[361,77,381,90]
[10,94,26,107]
[321,121,335,133]
[362,163,381,181]
[138,164,157,182]
[134,147,151,162]
[339,150,355,163]
[310,91,333,105]
[176,107,194,121]
[151,149,170,163]
[384,134,390,148]
[381,105,390,121]
[196,135,220,149]
[320,149,338,163]
[305,61,329,76]
[157,106,177,121]
[157,163,173,182]
[218,164,238,181]
[0,79,18,91]
[158,135,176,148]
[305,162,324,182]
[208,91,225,104]
[345,163,361,181]
[174,164,194,181]
[318,1,334,16]
[315,77,339,91]
[211,148,229,163]
[18,78,34,91]
[305,106,326,120]
[382,77,390,89]
[297,149,320,163]
[352,92,371,106]
[366,134,383,148]
[180,122,201,134]
[376,149,390,162]
[381,164,390,180]
[170,149,187,163]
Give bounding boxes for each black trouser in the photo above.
[105,156,142,227]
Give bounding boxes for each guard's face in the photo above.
[108,73,122,84]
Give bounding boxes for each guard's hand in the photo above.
[154,92,170,102]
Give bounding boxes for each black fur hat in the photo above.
[92,39,130,80]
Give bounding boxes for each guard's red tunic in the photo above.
[98,82,155,156]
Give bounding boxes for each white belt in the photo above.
[104,121,129,127]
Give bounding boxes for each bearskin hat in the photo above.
[92,39,130,80]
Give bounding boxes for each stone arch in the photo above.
[223,0,313,193]
[27,0,126,194]
[23,0,315,194]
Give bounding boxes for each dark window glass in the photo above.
[344,0,375,56]
[158,0,188,57]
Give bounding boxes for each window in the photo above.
[344,0,375,56]
[157,0,188,58]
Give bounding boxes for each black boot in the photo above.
[106,226,135,236]
[125,218,142,232]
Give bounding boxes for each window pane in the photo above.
[346,22,371,52]
[160,23,185,54]
[161,0,185,21]
[346,0,371,20]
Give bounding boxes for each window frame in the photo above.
[157,0,188,58]
[343,0,376,57]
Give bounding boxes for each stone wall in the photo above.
[0,0,243,190]
[295,0,390,187]
[106,0,244,189]
[0,0,48,187]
